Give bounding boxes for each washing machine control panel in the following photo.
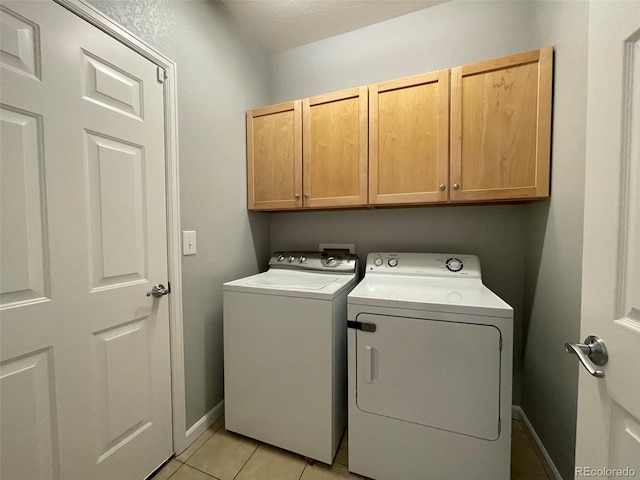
[269,251,359,273]
[366,253,481,278]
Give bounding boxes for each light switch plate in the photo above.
[182,231,196,255]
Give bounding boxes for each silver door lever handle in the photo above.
[564,335,608,378]
[146,283,169,298]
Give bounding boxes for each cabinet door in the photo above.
[303,87,368,208]
[247,101,302,210]
[369,70,449,205]
[450,47,553,202]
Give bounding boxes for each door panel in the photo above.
[0,2,172,479]
[0,5,40,79]
[369,70,449,205]
[247,101,302,210]
[0,107,49,307]
[450,48,552,201]
[576,1,640,473]
[86,132,147,289]
[355,313,501,440]
[0,350,57,480]
[610,407,640,473]
[82,50,143,119]
[93,320,152,462]
[303,87,368,208]
[308,98,359,197]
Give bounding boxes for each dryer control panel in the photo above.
[366,252,481,279]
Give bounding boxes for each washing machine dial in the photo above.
[446,257,463,272]
[288,255,296,263]
[387,258,399,267]
[299,256,306,263]
[374,258,383,266]
[326,256,337,266]
[277,255,286,262]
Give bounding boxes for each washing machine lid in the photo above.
[224,269,357,300]
[348,275,512,318]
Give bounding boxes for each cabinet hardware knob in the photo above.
[304,193,309,199]
[294,194,300,199]
[453,183,460,190]
[439,184,446,191]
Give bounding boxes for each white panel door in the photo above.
[574,2,640,478]
[0,1,172,479]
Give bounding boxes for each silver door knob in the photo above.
[294,193,300,199]
[439,184,446,191]
[565,335,608,378]
[304,193,309,199]
[146,283,169,298]
[453,183,460,190]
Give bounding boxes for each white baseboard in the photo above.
[182,400,225,452]
[512,406,563,480]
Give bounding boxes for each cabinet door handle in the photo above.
[453,183,460,190]
[304,193,309,199]
[439,184,446,191]
[294,193,300,199]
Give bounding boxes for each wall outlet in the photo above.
[182,231,197,255]
[319,243,355,254]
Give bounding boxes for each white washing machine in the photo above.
[223,251,359,464]
[347,253,513,480]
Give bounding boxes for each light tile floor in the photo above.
[153,417,550,480]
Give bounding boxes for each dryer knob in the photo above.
[299,256,306,263]
[327,256,337,266]
[374,258,383,266]
[446,258,463,272]
[388,258,398,267]
[288,256,296,263]
[277,255,286,262]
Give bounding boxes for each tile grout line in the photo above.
[177,435,212,464]
[153,456,180,474]
[232,441,262,480]
[298,462,309,480]
[178,420,225,465]
[171,462,222,480]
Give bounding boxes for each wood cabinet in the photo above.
[369,70,449,205]
[450,47,553,202]
[247,89,367,211]
[246,101,302,210]
[246,47,553,211]
[303,87,368,208]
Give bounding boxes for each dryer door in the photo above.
[355,313,502,440]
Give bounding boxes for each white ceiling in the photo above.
[221,0,447,53]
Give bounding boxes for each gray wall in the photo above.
[267,0,542,406]
[86,0,272,429]
[521,3,589,479]
[267,1,536,103]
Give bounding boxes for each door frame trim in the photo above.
[55,0,188,454]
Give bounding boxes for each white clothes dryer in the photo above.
[347,253,513,480]
[223,251,359,464]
